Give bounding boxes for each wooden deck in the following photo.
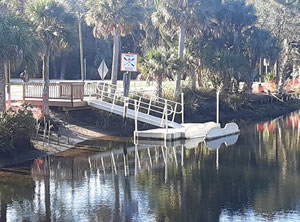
[23,82,93,108]
[23,99,87,108]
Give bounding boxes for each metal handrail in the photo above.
[130,90,183,115]
[89,82,183,125]
[98,83,173,115]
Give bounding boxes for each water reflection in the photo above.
[0,169,35,222]
[1,111,300,221]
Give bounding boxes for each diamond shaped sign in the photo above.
[98,60,109,80]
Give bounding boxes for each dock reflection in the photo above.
[22,135,239,222]
[5,109,300,222]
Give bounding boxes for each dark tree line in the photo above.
[0,0,299,114]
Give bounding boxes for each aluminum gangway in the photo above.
[86,82,184,128]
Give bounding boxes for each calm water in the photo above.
[1,111,300,222]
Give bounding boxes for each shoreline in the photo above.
[1,96,300,168]
[0,116,116,168]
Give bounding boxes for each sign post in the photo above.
[120,53,138,97]
[120,53,138,120]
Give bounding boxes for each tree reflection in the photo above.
[0,200,7,222]
[135,111,300,221]
[0,170,35,222]
[2,111,300,222]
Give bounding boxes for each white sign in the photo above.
[98,60,109,80]
[120,53,138,72]
[263,58,269,66]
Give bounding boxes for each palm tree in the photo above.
[25,0,75,117]
[85,0,144,85]
[140,47,179,97]
[0,14,39,113]
[188,1,275,93]
[60,0,86,80]
[152,0,204,98]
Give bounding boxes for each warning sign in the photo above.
[120,53,138,72]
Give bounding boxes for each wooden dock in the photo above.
[22,82,89,108]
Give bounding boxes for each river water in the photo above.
[1,111,300,222]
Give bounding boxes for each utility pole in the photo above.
[78,12,85,82]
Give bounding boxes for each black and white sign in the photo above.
[120,53,138,72]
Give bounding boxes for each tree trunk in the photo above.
[111,34,120,85]
[190,67,196,91]
[50,57,58,79]
[60,55,66,80]
[259,57,263,82]
[278,39,290,94]
[42,48,50,117]
[44,158,51,221]
[78,13,85,82]
[274,60,279,82]
[0,63,6,113]
[244,71,255,94]
[0,200,7,222]
[197,63,204,88]
[4,61,11,107]
[222,73,231,93]
[156,74,163,98]
[112,175,120,222]
[175,23,185,99]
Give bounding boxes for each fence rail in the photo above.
[24,82,84,101]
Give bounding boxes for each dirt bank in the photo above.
[184,91,300,123]
[0,109,117,167]
[32,110,118,154]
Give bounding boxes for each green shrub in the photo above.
[265,72,276,82]
[0,104,36,154]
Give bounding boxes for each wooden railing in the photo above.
[24,82,84,102]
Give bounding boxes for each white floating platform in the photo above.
[136,134,239,150]
[205,122,240,140]
[135,122,240,141]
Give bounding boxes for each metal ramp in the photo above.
[86,82,184,128]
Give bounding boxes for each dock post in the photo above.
[71,84,74,107]
[216,149,219,170]
[101,157,106,174]
[155,146,159,163]
[147,147,153,168]
[181,93,184,124]
[164,146,168,183]
[111,152,117,175]
[216,84,223,124]
[123,153,127,176]
[173,146,178,167]
[181,145,184,167]
[164,101,168,143]
[23,82,26,102]
[134,144,141,175]
[161,146,166,165]
[134,100,138,143]
[216,91,219,124]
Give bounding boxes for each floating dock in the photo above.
[136,133,239,150]
[134,122,240,141]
